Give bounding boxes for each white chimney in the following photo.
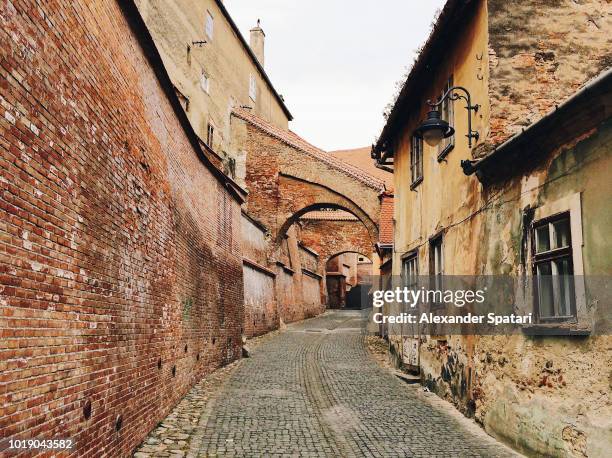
[249,19,265,66]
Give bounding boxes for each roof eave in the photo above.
[374,0,476,155]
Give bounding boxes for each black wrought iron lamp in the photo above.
[415,86,479,148]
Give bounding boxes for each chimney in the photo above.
[249,19,265,66]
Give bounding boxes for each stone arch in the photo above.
[275,173,378,247]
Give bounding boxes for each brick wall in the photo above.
[486,0,612,148]
[299,219,374,272]
[0,1,243,456]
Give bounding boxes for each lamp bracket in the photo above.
[426,86,479,147]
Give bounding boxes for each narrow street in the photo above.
[136,311,519,457]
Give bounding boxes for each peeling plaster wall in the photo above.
[485,0,612,152]
[388,0,611,452]
[242,265,277,338]
[241,214,277,337]
[418,121,612,457]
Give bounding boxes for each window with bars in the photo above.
[532,213,576,321]
[410,135,423,188]
[438,76,454,161]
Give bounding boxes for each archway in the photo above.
[325,251,373,309]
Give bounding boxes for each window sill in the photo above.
[437,143,454,162]
[522,322,591,336]
[410,176,423,190]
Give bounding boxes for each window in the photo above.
[206,123,214,148]
[200,72,210,94]
[249,74,257,101]
[175,88,189,112]
[402,253,418,290]
[438,75,454,161]
[410,135,423,188]
[205,11,214,40]
[429,235,443,305]
[532,213,576,321]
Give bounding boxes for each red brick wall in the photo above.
[299,219,374,271]
[0,1,243,456]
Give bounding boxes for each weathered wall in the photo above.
[232,110,383,248]
[241,213,268,264]
[135,0,291,181]
[0,2,243,456]
[299,219,375,273]
[242,264,277,338]
[470,121,612,458]
[415,117,612,458]
[241,214,277,337]
[485,0,612,151]
[386,0,612,455]
[326,274,346,309]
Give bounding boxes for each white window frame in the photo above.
[206,122,215,149]
[530,192,586,323]
[205,11,214,40]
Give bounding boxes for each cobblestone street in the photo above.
[135,311,520,457]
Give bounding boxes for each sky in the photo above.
[224,0,446,151]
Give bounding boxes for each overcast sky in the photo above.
[224,0,445,151]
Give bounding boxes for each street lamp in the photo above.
[415,86,479,148]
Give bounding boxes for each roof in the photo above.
[214,1,293,121]
[467,67,612,184]
[374,0,477,155]
[330,147,393,189]
[233,108,386,191]
[379,194,394,244]
[300,210,359,221]
[119,1,247,204]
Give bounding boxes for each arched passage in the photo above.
[233,107,384,322]
[325,251,373,309]
[274,174,379,248]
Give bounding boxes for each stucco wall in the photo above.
[387,0,611,455]
[243,265,277,338]
[135,0,290,175]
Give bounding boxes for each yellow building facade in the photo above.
[374,0,611,455]
[135,0,291,183]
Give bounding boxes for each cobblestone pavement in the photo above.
[135,310,520,458]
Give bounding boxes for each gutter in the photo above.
[214,0,293,121]
[119,1,248,204]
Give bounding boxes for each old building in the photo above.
[0,1,247,456]
[373,0,611,456]
[135,0,292,183]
